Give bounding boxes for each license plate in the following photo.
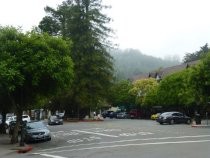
[38,135,43,138]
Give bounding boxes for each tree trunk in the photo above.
[0,111,7,134]
[10,108,22,144]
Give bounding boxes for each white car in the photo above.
[5,115,30,128]
[22,115,31,123]
[5,116,16,128]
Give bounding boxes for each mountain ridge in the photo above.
[110,48,180,80]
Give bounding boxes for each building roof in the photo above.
[131,60,199,82]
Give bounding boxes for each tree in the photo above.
[108,80,134,110]
[155,69,197,113]
[129,78,158,107]
[183,43,209,63]
[189,52,210,108]
[0,93,14,134]
[0,27,74,143]
[39,0,114,117]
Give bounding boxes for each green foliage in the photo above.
[154,68,198,109]
[108,80,134,108]
[183,43,209,63]
[39,0,114,112]
[188,52,210,106]
[129,78,158,107]
[0,26,74,110]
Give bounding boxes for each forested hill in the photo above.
[110,49,180,80]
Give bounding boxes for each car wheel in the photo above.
[169,119,174,125]
[159,122,163,125]
[47,137,51,141]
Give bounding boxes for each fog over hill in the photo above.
[110,49,180,80]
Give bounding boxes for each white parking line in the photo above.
[72,130,118,137]
[51,131,64,134]
[34,153,67,158]
[37,139,210,154]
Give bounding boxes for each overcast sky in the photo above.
[1,0,210,60]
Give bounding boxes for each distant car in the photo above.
[5,116,16,128]
[129,109,141,119]
[57,112,65,118]
[109,111,117,118]
[22,115,31,123]
[116,112,129,119]
[24,121,51,143]
[102,110,114,118]
[156,112,191,125]
[0,114,2,125]
[151,113,161,120]
[48,115,63,125]
[6,115,30,128]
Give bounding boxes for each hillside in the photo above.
[110,49,180,80]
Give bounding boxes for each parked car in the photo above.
[116,112,130,119]
[156,112,191,125]
[151,113,161,120]
[6,115,30,128]
[24,121,51,143]
[109,111,119,118]
[102,110,114,118]
[22,115,31,123]
[0,114,2,125]
[129,109,141,119]
[48,115,63,125]
[5,116,16,128]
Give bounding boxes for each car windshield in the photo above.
[22,115,28,118]
[26,122,46,129]
[51,116,59,119]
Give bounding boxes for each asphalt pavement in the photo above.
[0,119,210,158]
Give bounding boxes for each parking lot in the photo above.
[2,119,210,158]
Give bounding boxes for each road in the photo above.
[3,119,210,158]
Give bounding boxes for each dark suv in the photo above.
[156,112,191,125]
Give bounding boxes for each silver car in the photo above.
[48,115,63,125]
[24,121,51,143]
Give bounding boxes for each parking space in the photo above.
[50,127,154,145]
[28,119,210,158]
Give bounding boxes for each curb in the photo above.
[191,124,210,128]
[65,119,104,122]
[15,145,33,153]
[81,119,104,122]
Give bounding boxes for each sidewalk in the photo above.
[0,134,32,157]
[0,134,17,157]
[191,119,210,128]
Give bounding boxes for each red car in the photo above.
[129,109,141,119]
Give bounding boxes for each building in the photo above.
[131,60,199,82]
